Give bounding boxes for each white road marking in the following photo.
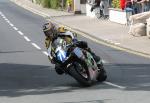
[2,16,6,19]
[0,11,43,53]
[9,23,14,27]
[1,15,5,18]
[104,81,126,89]
[24,36,31,42]
[6,20,10,23]
[18,31,24,35]
[43,51,48,56]
[13,27,18,30]
[4,18,8,21]
[31,43,41,50]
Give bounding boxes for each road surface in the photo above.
[0,0,150,103]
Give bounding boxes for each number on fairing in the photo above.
[57,49,67,62]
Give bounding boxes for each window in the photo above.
[81,0,87,4]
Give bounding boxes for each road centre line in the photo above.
[0,13,12,25]
[18,31,24,35]
[31,43,41,50]
[1,14,4,17]
[0,12,41,51]
[1,13,4,16]
[24,36,31,42]
[4,18,8,21]
[0,11,41,52]
[0,15,5,20]
[43,51,48,56]
[2,16,6,19]
[6,20,10,23]
[1,15,5,17]
[9,23,14,27]
[13,27,18,30]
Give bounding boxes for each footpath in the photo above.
[11,0,150,58]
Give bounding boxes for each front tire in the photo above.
[68,62,93,86]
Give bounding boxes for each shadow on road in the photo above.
[0,63,81,97]
[106,63,150,91]
[0,63,150,97]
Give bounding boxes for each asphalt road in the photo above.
[0,0,150,103]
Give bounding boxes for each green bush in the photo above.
[50,0,59,9]
[112,0,120,8]
[42,0,51,8]
[35,0,67,9]
[35,0,42,4]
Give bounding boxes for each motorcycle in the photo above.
[48,37,107,86]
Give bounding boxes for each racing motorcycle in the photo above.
[49,37,107,86]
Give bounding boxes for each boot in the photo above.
[55,65,64,75]
[97,63,107,82]
[97,62,103,70]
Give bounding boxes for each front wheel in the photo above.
[68,62,93,86]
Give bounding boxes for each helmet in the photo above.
[43,22,56,39]
[58,26,66,33]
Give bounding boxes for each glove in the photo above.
[48,56,55,64]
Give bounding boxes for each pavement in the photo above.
[11,0,150,58]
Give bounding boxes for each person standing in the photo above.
[137,0,150,12]
[131,0,141,14]
[67,0,72,12]
[100,0,109,17]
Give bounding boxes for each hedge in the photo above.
[35,0,67,9]
[112,0,120,8]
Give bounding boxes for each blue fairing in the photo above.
[57,50,67,62]
[73,47,83,58]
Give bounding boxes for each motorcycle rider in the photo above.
[43,21,104,75]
